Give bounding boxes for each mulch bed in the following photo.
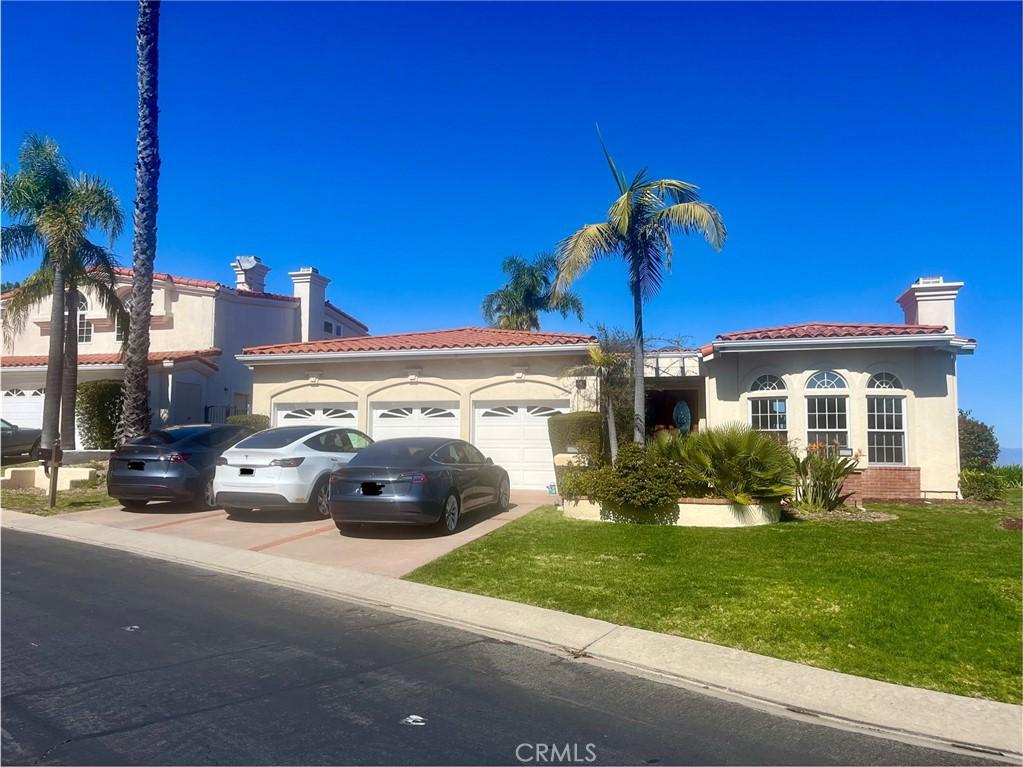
[999,517,1022,531]
[784,507,898,522]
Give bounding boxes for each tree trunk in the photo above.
[118,0,161,442]
[606,392,618,463]
[631,284,645,443]
[60,288,79,450]
[40,266,66,452]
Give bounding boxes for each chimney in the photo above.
[289,267,329,342]
[896,276,964,333]
[231,255,270,293]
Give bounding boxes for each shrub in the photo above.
[226,413,270,432]
[588,443,682,523]
[547,411,605,465]
[653,425,795,505]
[959,470,1005,501]
[76,380,123,449]
[990,465,1022,488]
[792,447,859,512]
[556,466,596,499]
[959,409,999,471]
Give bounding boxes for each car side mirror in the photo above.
[485,457,493,465]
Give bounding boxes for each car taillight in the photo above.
[215,456,228,466]
[269,457,304,468]
[396,472,428,484]
[160,452,190,463]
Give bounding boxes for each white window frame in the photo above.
[866,371,907,465]
[805,395,849,451]
[74,296,92,344]
[748,396,788,442]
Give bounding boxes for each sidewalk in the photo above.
[3,508,1020,762]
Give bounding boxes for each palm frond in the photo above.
[72,174,124,243]
[646,178,701,205]
[554,222,618,295]
[1,269,54,345]
[654,201,727,251]
[1,223,43,263]
[595,124,627,194]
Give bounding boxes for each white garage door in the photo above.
[473,402,569,489]
[371,404,460,441]
[274,404,358,427]
[1,388,45,429]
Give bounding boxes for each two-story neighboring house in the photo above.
[0,257,367,442]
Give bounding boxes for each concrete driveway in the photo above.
[59,490,550,577]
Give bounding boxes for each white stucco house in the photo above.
[237,276,974,498]
[0,256,367,442]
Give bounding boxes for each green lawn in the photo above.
[1,463,117,515]
[408,489,1023,703]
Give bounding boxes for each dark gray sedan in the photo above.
[329,437,510,534]
[1,419,41,459]
[107,424,251,509]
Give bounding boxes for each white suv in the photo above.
[214,425,372,517]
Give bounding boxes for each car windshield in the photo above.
[348,441,432,468]
[129,426,208,445]
[233,426,323,449]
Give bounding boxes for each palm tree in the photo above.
[563,325,631,462]
[555,130,726,443]
[482,253,584,331]
[119,0,162,442]
[1,135,124,463]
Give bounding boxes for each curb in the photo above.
[3,508,1020,761]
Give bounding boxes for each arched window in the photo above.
[749,375,787,443]
[806,370,847,390]
[867,372,902,389]
[750,374,785,392]
[806,371,848,451]
[71,295,92,343]
[116,297,133,342]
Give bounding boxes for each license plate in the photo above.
[361,482,384,496]
[240,468,254,476]
[128,461,144,471]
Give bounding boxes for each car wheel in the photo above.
[28,439,41,461]
[120,499,147,510]
[309,477,331,519]
[440,492,460,534]
[496,476,510,512]
[194,476,216,510]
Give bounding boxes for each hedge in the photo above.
[226,413,270,432]
[547,411,605,464]
[76,380,123,449]
[959,469,1005,501]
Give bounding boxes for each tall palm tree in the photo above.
[555,131,726,443]
[1,135,124,461]
[482,253,584,331]
[119,0,162,442]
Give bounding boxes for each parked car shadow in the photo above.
[119,500,215,515]
[338,502,518,540]
[224,508,328,524]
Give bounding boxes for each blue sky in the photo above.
[2,2,1020,446]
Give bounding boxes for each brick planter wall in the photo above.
[843,467,921,505]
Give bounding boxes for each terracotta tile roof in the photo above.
[715,322,949,341]
[1,348,222,370]
[242,327,595,356]
[110,266,221,290]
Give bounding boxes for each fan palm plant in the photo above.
[1,135,124,459]
[555,129,726,443]
[482,253,584,331]
[119,0,162,441]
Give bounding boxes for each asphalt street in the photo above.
[0,530,995,766]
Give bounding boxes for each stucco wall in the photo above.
[702,347,960,497]
[249,352,595,439]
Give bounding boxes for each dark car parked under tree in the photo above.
[329,437,510,534]
[107,424,251,510]
[1,419,41,459]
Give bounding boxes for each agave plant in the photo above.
[662,424,795,505]
[792,447,858,511]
